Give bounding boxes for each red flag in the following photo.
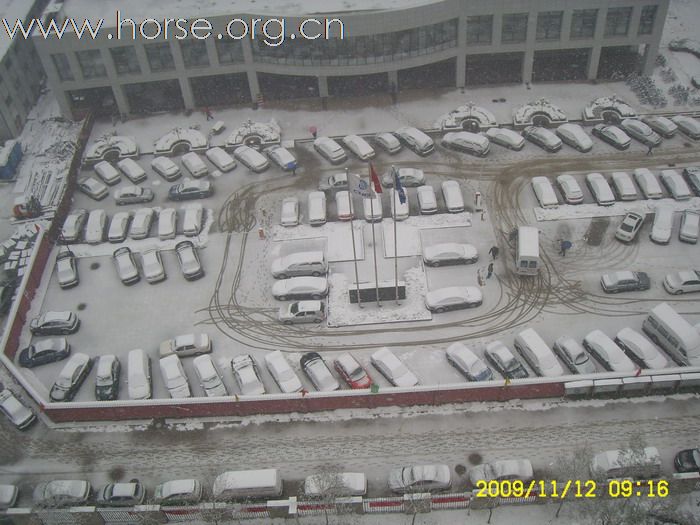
[369,163,382,194]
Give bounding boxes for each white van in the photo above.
[643,302,700,366]
[94,160,121,185]
[660,169,691,200]
[127,349,151,400]
[390,189,409,220]
[116,158,147,184]
[633,168,663,199]
[610,172,638,201]
[556,123,593,152]
[181,152,209,178]
[531,177,558,208]
[158,208,177,240]
[441,180,465,213]
[129,208,154,240]
[85,209,106,244]
[183,204,203,237]
[151,157,181,181]
[590,447,661,480]
[271,251,327,279]
[650,206,674,244]
[513,328,564,377]
[205,147,236,172]
[394,126,434,156]
[515,226,539,276]
[417,186,438,214]
[679,210,700,243]
[586,173,615,206]
[342,135,375,160]
[307,191,327,226]
[213,469,283,500]
[335,191,354,221]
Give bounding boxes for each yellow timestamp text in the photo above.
[474,479,669,499]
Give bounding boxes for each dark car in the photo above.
[168,179,213,201]
[19,338,71,368]
[484,342,529,379]
[683,167,700,196]
[50,353,92,402]
[674,448,700,473]
[600,271,651,293]
[0,280,17,315]
[175,241,204,281]
[29,311,80,336]
[95,355,121,401]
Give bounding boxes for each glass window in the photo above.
[536,11,563,41]
[638,5,657,35]
[215,38,244,64]
[571,9,598,39]
[467,15,493,45]
[110,46,140,75]
[76,49,106,79]
[180,40,209,68]
[145,43,175,72]
[605,7,633,37]
[502,13,528,43]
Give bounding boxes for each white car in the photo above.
[280,197,299,227]
[61,209,87,243]
[592,124,631,149]
[522,126,562,152]
[552,336,597,375]
[531,176,558,208]
[151,156,181,181]
[362,195,383,222]
[56,251,78,289]
[556,174,583,204]
[663,270,700,295]
[423,242,478,267]
[374,132,402,154]
[84,209,106,244]
[615,327,667,369]
[0,388,36,430]
[304,473,367,497]
[114,185,154,206]
[264,145,297,171]
[680,210,700,243]
[278,300,326,324]
[112,247,140,285]
[650,206,674,244]
[634,168,663,199]
[416,185,438,214]
[485,127,525,150]
[619,118,662,147]
[233,145,269,172]
[389,464,451,493]
[440,131,490,157]
[319,172,348,193]
[582,330,636,373]
[394,126,435,155]
[205,147,237,172]
[468,460,533,485]
[370,347,418,387]
[660,169,691,200]
[672,115,700,140]
[615,212,644,243]
[271,276,328,301]
[78,176,109,200]
[445,342,493,381]
[107,211,131,243]
[141,248,166,284]
[192,354,227,397]
[129,208,154,239]
[159,333,212,358]
[314,137,347,164]
[556,123,593,152]
[585,172,615,206]
[390,189,409,220]
[153,479,203,506]
[264,350,303,393]
[158,208,177,240]
[300,352,339,391]
[93,160,121,185]
[0,484,18,509]
[425,286,482,313]
[33,480,91,507]
[335,190,354,221]
[159,354,191,398]
[342,134,375,160]
[231,354,266,395]
[641,115,678,138]
[116,158,147,183]
[381,167,425,188]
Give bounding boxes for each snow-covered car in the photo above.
[522,126,562,152]
[582,330,636,372]
[531,176,558,208]
[33,480,91,507]
[555,123,593,152]
[660,169,691,200]
[674,449,700,473]
[650,205,674,244]
[300,352,339,391]
[78,176,109,200]
[318,172,348,193]
[468,460,533,485]
[634,168,663,199]
[394,126,435,155]
[29,311,79,336]
[96,482,146,507]
[181,151,209,178]
[680,210,700,243]
[600,271,650,293]
[94,354,120,401]
[264,144,297,171]
[280,197,299,227]
[441,131,490,157]
[192,354,227,397]
[484,341,528,379]
[683,166,700,195]
[153,479,203,506]
[271,251,327,279]
[389,464,451,493]
[552,336,596,375]
[370,347,419,387]
[141,248,166,284]
[278,300,326,324]
[441,180,464,213]
[362,195,382,222]
[423,242,478,267]
[232,354,266,395]
[641,115,678,138]
[271,276,328,301]
[333,353,372,389]
[615,327,667,369]
[18,337,70,368]
[0,388,36,429]
[342,134,375,160]
[175,240,204,280]
[615,212,644,243]
[49,352,92,402]
[390,189,409,220]
[113,246,140,285]
[107,211,131,243]
[160,333,211,358]
[234,145,270,172]
[555,174,584,204]
[183,204,203,237]
[610,171,638,201]
[0,484,18,509]
[671,115,700,140]
[264,350,303,393]
[416,185,438,214]
[56,251,78,289]
[158,208,177,240]
[61,209,88,243]
[93,160,121,185]
[116,158,147,183]
[168,178,213,201]
[314,137,347,164]
[381,167,425,188]
[304,473,367,497]
[151,156,181,181]
[205,147,237,172]
[84,209,106,244]
[425,286,482,313]
[115,186,154,206]
[592,124,631,149]
[619,118,662,147]
[129,208,154,239]
[374,132,402,154]
[159,354,191,398]
[445,342,493,382]
[484,127,525,150]
[335,191,354,221]
[664,270,700,295]
[585,172,615,206]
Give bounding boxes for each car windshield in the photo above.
[348,366,365,380]
[503,356,519,372]
[96,373,112,386]
[289,303,300,314]
[573,351,590,366]
[620,223,634,232]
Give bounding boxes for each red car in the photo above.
[333,353,372,389]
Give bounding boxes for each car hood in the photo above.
[664,273,684,290]
[388,468,407,491]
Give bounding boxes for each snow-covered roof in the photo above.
[583,96,636,122]
[435,102,497,130]
[154,128,208,155]
[225,120,281,148]
[84,135,138,163]
[213,469,278,495]
[513,98,567,126]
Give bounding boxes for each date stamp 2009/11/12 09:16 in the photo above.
[474,479,670,499]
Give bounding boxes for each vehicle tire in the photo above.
[278,295,288,301]
[435,307,445,313]
[674,289,684,295]
[311,294,321,299]
[313,318,322,323]
[428,261,440,267]
[277,274,288,280]
[283,320,293,325]
[311,271,322,277]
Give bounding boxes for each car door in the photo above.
[686,277,700,293]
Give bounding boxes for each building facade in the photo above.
[32,0,669,119]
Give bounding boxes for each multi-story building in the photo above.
[32,0,668,119]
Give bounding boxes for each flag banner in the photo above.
[369,163,382,194]
[349,173,372,198]
[393,167,406,204]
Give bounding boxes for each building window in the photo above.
[536,11,563,41]
[180,40,209,68]
[215,38,244,64]
[502,13,528,43]
[110,46,140,75]
[605,7,633,37]
[467,15,493,45]
[145,43,175,72]
[76,49,106,79]
[638,5,657,35]
[571,9,598,39]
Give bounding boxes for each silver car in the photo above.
[271,277,328,301]
[141,249,166,284]
[552,336,596,375]
[56,251,78,289]
[153,479,203,506]
[619,118,662,147]
[389,464,451,493]
[192,354,227,397]
[160,333,212,358]
[423,243,478,267]
[0,388,36,429]
[300,352,339,391]
[113,247,140,285]
[60,209,87,243]
[33,480,91,507]
[114,186,154,206]
[232,354,266,395]
[278,300,326,324]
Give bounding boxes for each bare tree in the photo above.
[299,466,361,525]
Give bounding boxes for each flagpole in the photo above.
[346,169,363,308]
[370,193,381,307]
[392,166,400,305]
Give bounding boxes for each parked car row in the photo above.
[615,208,699,245]
[112,241,204,285]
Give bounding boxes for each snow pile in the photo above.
[225,119,282,148]
[153,127,208,155]
[533,197,700,222]
[326,266,431,327]
[84,134,138,163]
[669,38,700,59]
[270,221,365,262]
[582,95,637,122]
[513,98,568,127]
[434,102,498,131]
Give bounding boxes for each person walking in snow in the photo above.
[489,246,499,260]
[205,107,213,121]
[487,262,494,279]
[646,144,654,156]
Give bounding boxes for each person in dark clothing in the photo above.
[487,262,494,278]
[489,246,499,260]
[646,144,654,156]
[205,107,213,120]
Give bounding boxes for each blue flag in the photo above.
[393,168,406,204]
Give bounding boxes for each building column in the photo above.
[561,10,573,43]
[246,71,260,102]
[641,42,658,76]
[587,47,602,79]
[388,70,398,89]
[522,11,537,83]
[318,76,329,97]
[240,38,259,102]
[456,16,467,88]
[587,6,607,80]
[178,77,195,110]
[112,85,130,115]
[523,49,534,83]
